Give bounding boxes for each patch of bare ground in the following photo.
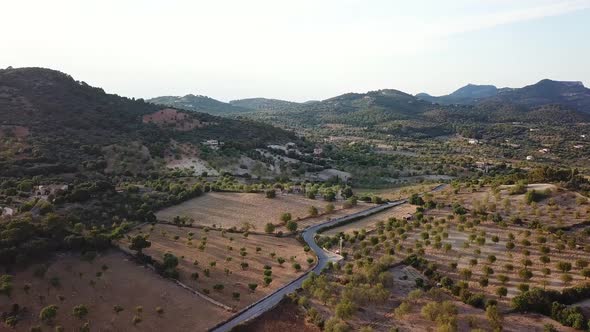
[0,250,230,331]
[119,223,312,310]
[164,141,219,176]
[142,108,206,131]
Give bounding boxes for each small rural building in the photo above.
[468,139,479,145]
[538,148,549,154]
[526,155,534,161]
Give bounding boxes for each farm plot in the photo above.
[155,192,359,230]
[418,185,590,301]
[436,183,589,229]
[329,184,590,311]
[279,203,370,232]
[357,183,440,201]
[120,223,313,309]
[322,203,416,236]
[0,251,230,331]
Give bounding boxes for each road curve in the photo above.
[209,199,408,332]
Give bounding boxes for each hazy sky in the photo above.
[2,0,590,102]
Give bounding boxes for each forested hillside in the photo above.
[0,67,296,177]
[237,86,590,140]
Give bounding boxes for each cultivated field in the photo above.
[334,183,590,309]
[120,223,313,309]
[0,251,230,331]
[277,203,370,232]
[322,203,416,236]
[155,192,361,230]
[357,183,440,201]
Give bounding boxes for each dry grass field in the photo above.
[120,223,313,309]
[322,203,417,236]
[277,203,370,232]
[155,192,361,230]
[0,251,230,331]
[357,183,440,201]
[437,183,589,228]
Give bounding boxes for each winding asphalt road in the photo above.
[210,199,408,332]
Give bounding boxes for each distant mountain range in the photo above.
[147,94,251,115]
[229,98,302,111]
[416,79,590,112]
[148,79,590,121]
[416,84,509,104]
[146,95,306,115]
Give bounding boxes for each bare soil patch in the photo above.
[142,108,205,131]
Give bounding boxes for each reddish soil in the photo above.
[142,108,204,131]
